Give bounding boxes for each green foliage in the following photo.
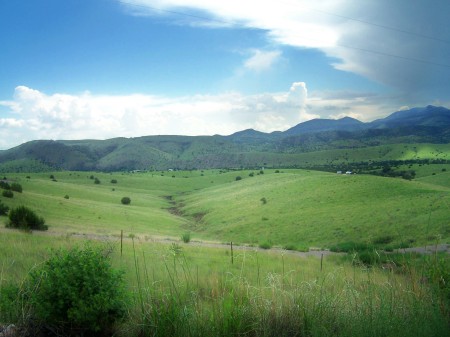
[283,244,297,251]
[7,206,47,231]
[235,176,242,181]
[64,194,70,199]
[181,232,191,243]
[330,241,370,253]
[0,283,21,323]
[94,177,101,184]
[25,245,126,336]
[111,179,118,184]
[258,241,272,249]
[0,201,9,215]
[0,180,10,190]
[10,182,23,193]
[372,235,395,245]
[260,197,267,204]
[2,190,13,198]
[121,196,131,205]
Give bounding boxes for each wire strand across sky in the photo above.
[119,0,450,69]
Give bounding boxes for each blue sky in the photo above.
[1,0,449,149]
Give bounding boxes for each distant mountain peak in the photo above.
[284,115,364,136]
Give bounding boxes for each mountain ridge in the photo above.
[1,105,449,172]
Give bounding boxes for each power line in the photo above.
[118,0,450,69]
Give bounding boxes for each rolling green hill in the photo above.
[1,168,448,249]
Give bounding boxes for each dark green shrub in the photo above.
[0,201,9,215]
[10,182,22,193]
[235,176,242,181]
[110,179,118,184]
[94,177,101,184]
[121,197,131,205]
[259,241,272,249]
[7,206,47,231]
[372,235,394,245]
[260,197,267,204]
[181,232,191,243]
[249,172,254,177]
[2,190,13,198]
[25,245,126,336]
[64,195,69,199]
[0,181,10,190]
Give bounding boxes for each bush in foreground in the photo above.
[25,245,127,336]
[121,197,131,205]
[7,206,47,231]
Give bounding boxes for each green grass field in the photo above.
[1,166,449,249]
[0,167,449,336]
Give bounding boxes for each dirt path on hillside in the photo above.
[1,227,448,257]
[0,227,336,258]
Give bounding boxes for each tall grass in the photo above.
[119,241,449,337]
[0,233,448,337]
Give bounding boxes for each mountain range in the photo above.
[1,105,449,172]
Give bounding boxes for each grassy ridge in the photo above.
[1,167,448,249]
[179,170,450,248]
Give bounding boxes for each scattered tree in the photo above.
[235,176,242,181]
[10,182,22,193]
[121,197,131,205]
[0,201,9,216]
[94,177,101,184]
[0,181,10,190]
[110,179,118,184]
[2,190,13,198]
[7,206,47,231]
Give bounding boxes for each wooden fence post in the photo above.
[231,241,234,264]
[121,230,123,257]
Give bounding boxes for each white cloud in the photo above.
[118,0,450,93]
[0,84,312,149]
[244,50,281,72]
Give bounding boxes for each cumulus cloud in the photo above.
[118,0,450,93]
[0,84,312,149]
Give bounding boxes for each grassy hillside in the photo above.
[1,168,448,249]
[177,170,450,248]
[0,168,448,336]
